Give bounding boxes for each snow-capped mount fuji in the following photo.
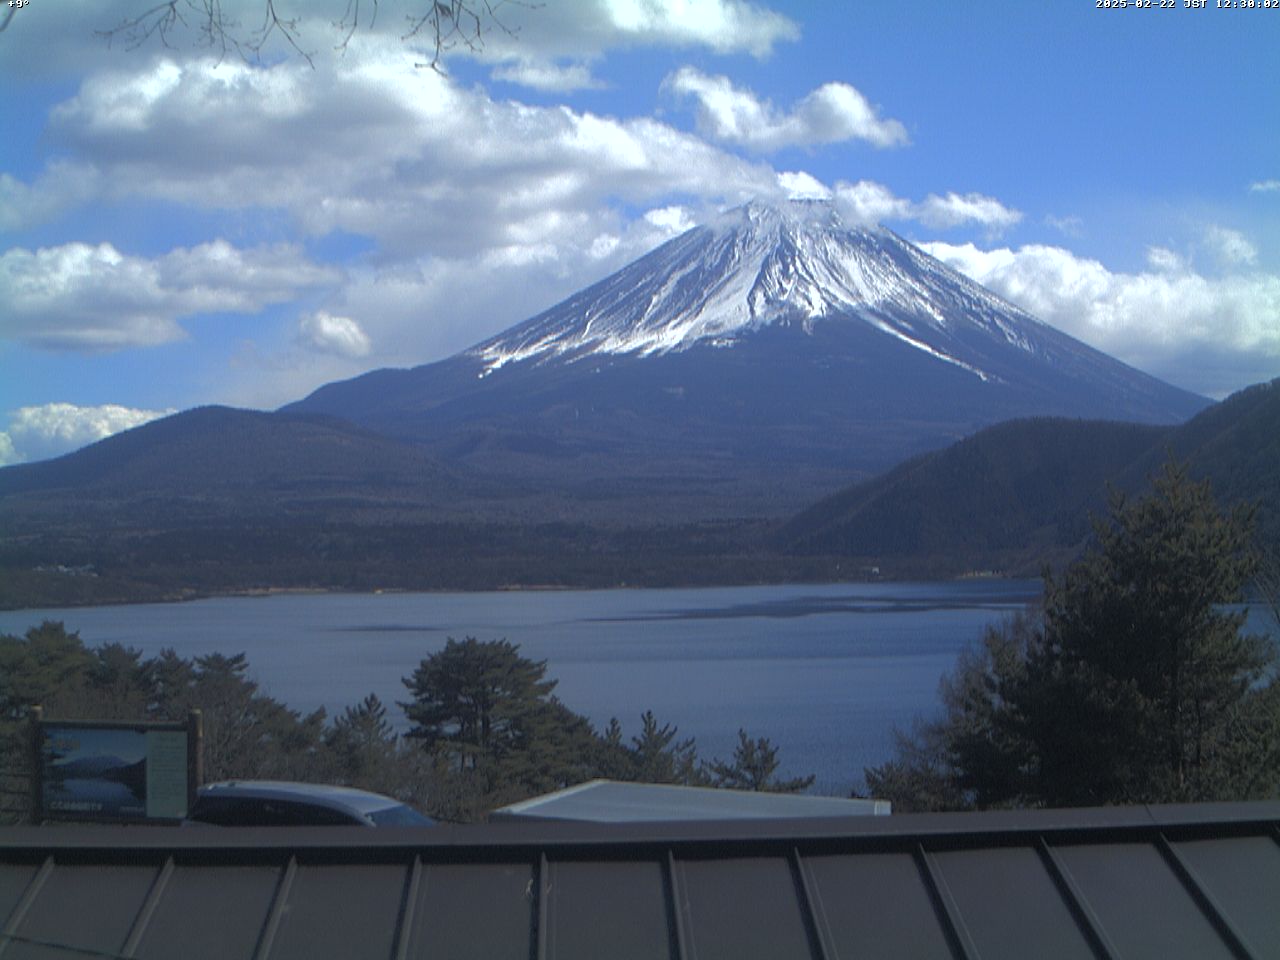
[287,199,1208,518]
[474,200,1028,382]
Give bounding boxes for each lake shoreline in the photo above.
[1,571,1030,616]
[0,581,1046,794]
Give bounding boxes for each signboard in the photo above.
[32,713,202,823]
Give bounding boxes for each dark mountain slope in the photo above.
[783,379,1279,574]
[783,419,1170,568]
[1117,378,1280,549]
[0,406,467,522]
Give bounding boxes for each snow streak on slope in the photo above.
[472,200,1048,380]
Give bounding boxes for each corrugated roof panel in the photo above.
[1052,842,1236,960]
[403,861,534,960]
[931,846,1096,960]
[266,862,408,960]
[802,851,954,960]
[133,863,283,960]
[676,856,816,960]
[3,861,159,960]
[1172,835,1280,960]
[544,859,675,960]
[0,862,40,929]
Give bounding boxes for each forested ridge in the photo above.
[2,381,1274,611]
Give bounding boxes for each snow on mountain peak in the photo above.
[471,199,1042,377]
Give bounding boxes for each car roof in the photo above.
[197,780,405,815]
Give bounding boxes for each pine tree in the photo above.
[705,729,815,793]
[867,461,1280,808]
[627,710,704,785]
[400,637,557,773]
[1022,462,1275,803]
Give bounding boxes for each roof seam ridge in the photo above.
[1154,833,1259,960]
[120,855,174,957]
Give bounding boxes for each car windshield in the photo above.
[367,804,436,827]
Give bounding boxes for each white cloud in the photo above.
[29,51,781,263]
[7,0,799,96]
[1146,246,1186,272]
[921,240,1280,398]
[1045,214,1084,237]
[833,180,912,226]
[297,311,372,357]
[1249,180,1280,193]
[1,402,175,464]
[490,59,604,92]
[778,171,831,200]
[0,162,102,232]
[1203,225,1258,267]
[643,205,698,235]
[664,67,908,152]
[915,192,1022,231]
[0,240,339,351]
[561,0,798,58]
[832,180,1020,233]
[429,0,800,79]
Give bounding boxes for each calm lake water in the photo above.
[3,581,1054,795]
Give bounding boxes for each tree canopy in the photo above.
[868,462,1280,810]
[705,729,817,793]
[2,624,815,824]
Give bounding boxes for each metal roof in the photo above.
[491,779,891,822]
[1,801,1278,959]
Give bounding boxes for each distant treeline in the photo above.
[0,517,874,610]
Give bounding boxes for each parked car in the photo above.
[186,780,435,827]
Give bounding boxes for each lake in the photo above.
[2,581,1054,795]
[8,582,1275,795]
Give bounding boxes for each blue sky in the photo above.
[1,0,1276,464]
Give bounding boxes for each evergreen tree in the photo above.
[627,710,705,785]
[867,462,1280,808]
[400,637,557,773]
[399,637,607,811]
[1023,462,1274,803]
[0,621,93,722]
[705,729,816,793]
[149,649,327,782]
[326,693,397,783]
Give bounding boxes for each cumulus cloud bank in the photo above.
[664,68,908,152]
[0,240,339,350]
[921,240,1280,398]
[472,0,799,74]
[0,403,175,465]
[833,180,1022,232]
[27,52,781,263]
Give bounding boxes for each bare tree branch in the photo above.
[92,1,536,69]
[333,0,378,55]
